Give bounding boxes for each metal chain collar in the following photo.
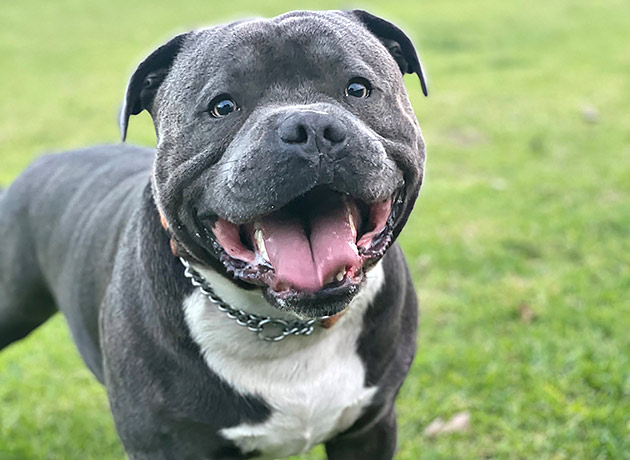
[180,258,329,342]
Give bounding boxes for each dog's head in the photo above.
[120,10,427,318]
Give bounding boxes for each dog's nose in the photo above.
[277,112,347,150]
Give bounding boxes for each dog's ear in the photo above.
[119,33,189,141]
[352,10,428,97]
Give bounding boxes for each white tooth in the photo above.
[336,270,344,282]
[345,200,357,238]
[254,227,270,262]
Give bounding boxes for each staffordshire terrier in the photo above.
[0,9,427,459]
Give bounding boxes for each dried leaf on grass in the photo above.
[423,411,471,438]
[518,302,537,324]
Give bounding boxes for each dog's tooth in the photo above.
[345,200,357,237]
[254,227,270,262]
[348,213,356,237]
[335,270,344,282]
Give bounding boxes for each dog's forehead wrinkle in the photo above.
[170,12,392,94]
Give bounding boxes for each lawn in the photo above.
[1,0,629,459]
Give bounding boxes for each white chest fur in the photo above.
[182,263,384,459]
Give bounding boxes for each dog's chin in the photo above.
[262,275,364,319]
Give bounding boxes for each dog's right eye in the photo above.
[209,95,238,118]
[345,78,371,98]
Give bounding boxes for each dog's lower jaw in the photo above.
[183,261,386,458]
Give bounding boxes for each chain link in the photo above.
[180,258,327,342]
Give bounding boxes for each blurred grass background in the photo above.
[1,0,629,459]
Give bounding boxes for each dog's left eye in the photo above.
[345,78,371,98]
[209,95,238,118]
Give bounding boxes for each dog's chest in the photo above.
[216,332,376,458]
[183,265,383,458]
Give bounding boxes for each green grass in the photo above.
[1,0,629,458]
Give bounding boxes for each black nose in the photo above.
[277,112,347,151]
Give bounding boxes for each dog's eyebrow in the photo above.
[193,81,223,113]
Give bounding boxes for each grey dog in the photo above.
[0,9,427,460]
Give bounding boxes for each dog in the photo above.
[0,9,427,460]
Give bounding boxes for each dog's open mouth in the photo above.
[204,187,401,299]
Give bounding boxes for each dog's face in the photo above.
[120,10,427,317]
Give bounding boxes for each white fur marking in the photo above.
[183,263,385,459]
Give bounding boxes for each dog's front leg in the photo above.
[325,409,397,460]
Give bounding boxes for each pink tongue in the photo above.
[258,197,361,292]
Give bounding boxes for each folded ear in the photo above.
[119,33,189,141]
[352,10,428,97]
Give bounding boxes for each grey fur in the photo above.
[1,9,427,459]
[122,11,426,304]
